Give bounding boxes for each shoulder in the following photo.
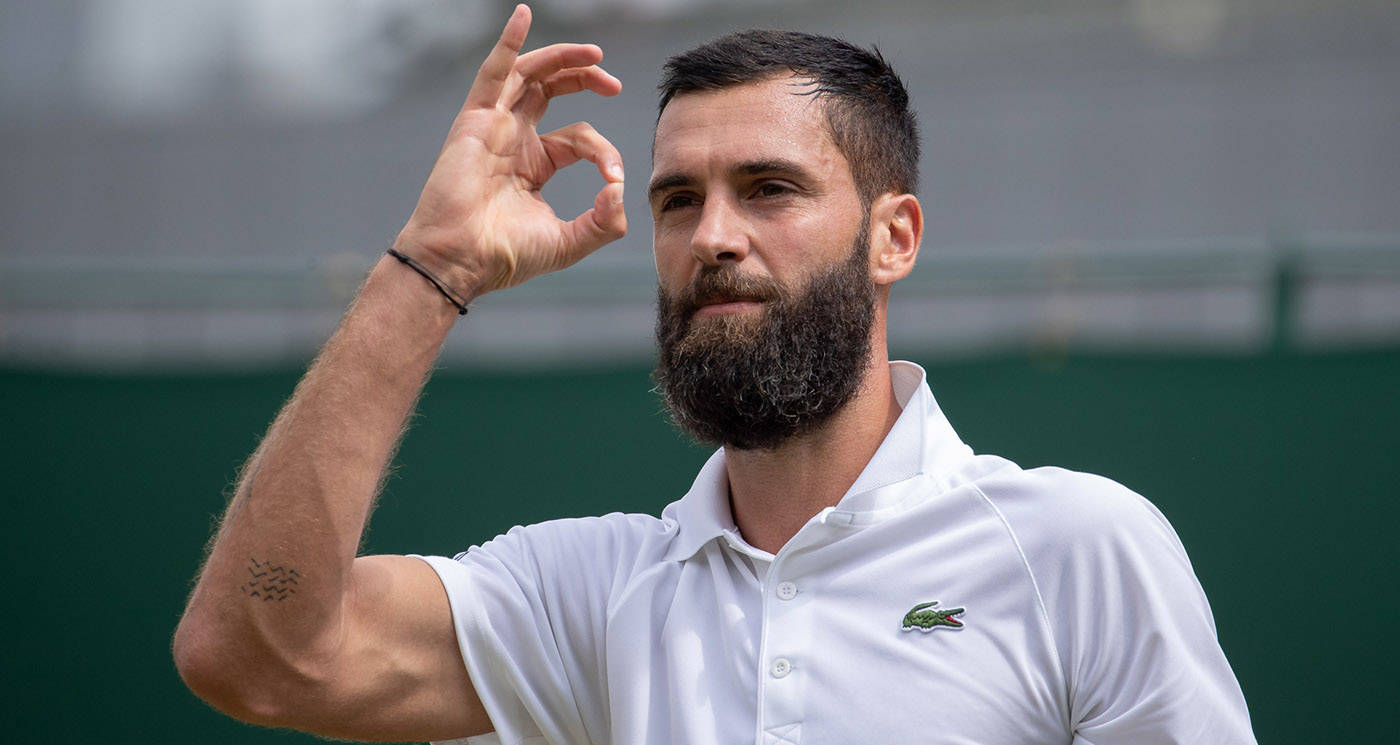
[966,468,1254,739]
[419,512,679,651]
[479,511,674,550]
[965,462,1201,627]
[417,513,679,745]
[970,463,1182,557]
[454,511,677,582]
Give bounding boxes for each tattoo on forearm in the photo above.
[240,557,302,601]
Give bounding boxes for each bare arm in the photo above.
[172,5,626,741]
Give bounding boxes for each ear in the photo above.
[868,192,922,286]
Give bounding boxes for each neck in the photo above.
[724,351,902,554]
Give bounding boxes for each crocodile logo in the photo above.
[901,601,965,632]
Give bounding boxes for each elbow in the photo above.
[172,610,315,728]
[172,612,277,725]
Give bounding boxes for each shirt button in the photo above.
[770,658,792,678]
[776,581,798,600]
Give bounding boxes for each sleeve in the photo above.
[412,514,655,745]
[1006,469,1257,745]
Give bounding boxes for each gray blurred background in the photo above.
[3,1,1398,743]
[4,0,1398,367]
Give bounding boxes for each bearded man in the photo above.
[174,5,1256,744]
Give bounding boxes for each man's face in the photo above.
[649,77,876,450]
[649,76,868,308]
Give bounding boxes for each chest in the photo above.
[603,512,1070,745]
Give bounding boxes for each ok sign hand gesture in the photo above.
[394,4,627,303]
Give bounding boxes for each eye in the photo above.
[752,181,793,198]
[659,193,699,211]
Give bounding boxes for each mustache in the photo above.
[666,266,785,316]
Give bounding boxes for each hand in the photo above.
[393,4,626,300]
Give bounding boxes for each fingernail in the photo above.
[608,163,624,181]
[611,182,625,204]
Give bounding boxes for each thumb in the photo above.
[562,180,627,260]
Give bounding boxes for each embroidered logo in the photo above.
[901,600,965,632]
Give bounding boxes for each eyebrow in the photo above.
[647,158,818,202]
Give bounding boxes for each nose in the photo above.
[690,197,750,266]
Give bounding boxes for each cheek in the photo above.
[652,239,690,290]
[756,216,838,272]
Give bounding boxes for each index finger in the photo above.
[464,4,531,109]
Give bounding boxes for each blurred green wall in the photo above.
[4,349,1397,743]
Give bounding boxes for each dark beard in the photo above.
[652,226,876,451]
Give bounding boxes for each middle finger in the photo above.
[515,66,621,123]
[501,43,605,107]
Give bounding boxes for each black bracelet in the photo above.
[386,248,469,315]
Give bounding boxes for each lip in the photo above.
[693,299,764,318]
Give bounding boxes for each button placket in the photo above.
[764,576,798,689]
[757,552,815,743]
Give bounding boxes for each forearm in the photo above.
[174,9,625,731]
[177,252,460,678]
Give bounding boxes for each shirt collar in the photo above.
[661,361,975,562]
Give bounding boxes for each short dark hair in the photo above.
[658,29,919,204]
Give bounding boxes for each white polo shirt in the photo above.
[419,361,1255,745]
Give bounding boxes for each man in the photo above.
[174,5,1255,744]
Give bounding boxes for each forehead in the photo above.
[652,76,846,181]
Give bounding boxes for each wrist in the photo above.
[372,251,468,326]
[386,247,471,315]
[387,234,487,310]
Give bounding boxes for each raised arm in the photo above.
[171,5,625,741]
